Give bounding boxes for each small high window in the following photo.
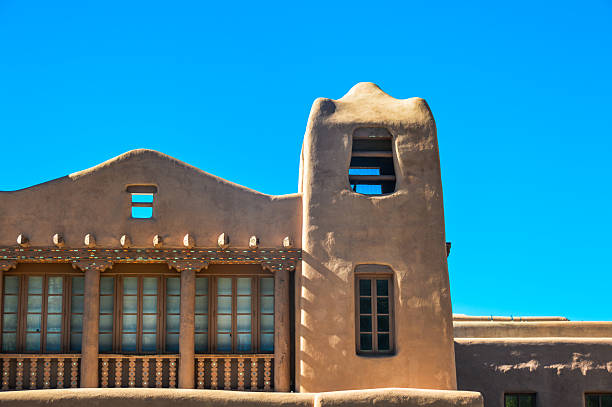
[505,393,536,407]
[127,185,157,219]
[586,394,612,407]
[349,128,395,195]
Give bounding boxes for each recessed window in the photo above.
[505,393,536,407]
[349,128,395,195]
[586,394,612,407]
[127,185,157,219]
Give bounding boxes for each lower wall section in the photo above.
[455,338,612,407]
[0,388,483,407]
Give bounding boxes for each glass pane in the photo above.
[122,315,137,332]
[377,315,390,332]
[196,296,208,313]
[360,298,371,314]
[142,315,157,333]
[71,296,84,313]
[142,334,156,351]
[376,279,388,296]
[47,314,63,332]
[261,297,274,313]
[46,333,62,352]
[260,333,274,352]
[4,276,19,294]
[237,296,251,313]
[196,278,208,295]
[47,295,63,313]
[48,276,63,294]
[99,333,113,352]
[166,278,180,295]
[1,333,17,352]
[70,333,82,352]
[100,277,114,294]
[26,314,41,331]
[166,315,180,332]
[2,313,17,331]
[237,315,251,332]
[122,295,137,313]
[123,277,137,294]
[100,296,114,313]
[166,333,179,352]
[585,396,597,407]
[217,297,232,313]
[360,333,372,350]
[237,333,251,352]
[216,333,231,352]
[195,334,208,353]
[360,316,372,332]
[166,296,180,313]
[25,333,41,352]
[121,334,137,352]
[195,315,208,332]
[99,315,113,332]
[143,278,158,295]
[518,395,534,407]
[72,277,84,295]
[261,315,274,332]
[3,295,18,312]
[377,297,389,314]
[359,279,371,296]
[217,278,231,295]
[217,315,231,332]
[602,395,612,407]
[378,333,390,350]
[28,276,43,294]
[143,296,157,313]
[505,395,518,407]
[237,278,251,295]
[27,295,42,312]
[260,278,274,295]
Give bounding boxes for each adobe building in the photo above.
[0,83,609,407]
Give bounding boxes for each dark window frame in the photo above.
[585,393,612,407]
[348,127,396,196]
[504,393,537,407]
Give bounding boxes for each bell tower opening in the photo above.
[349,128,396,195]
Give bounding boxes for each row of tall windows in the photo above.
[0,266,274,354]
[505,393,612,407]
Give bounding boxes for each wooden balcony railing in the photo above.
[1,354,80,390]
[195,354,273,391]
[99,355,179,388]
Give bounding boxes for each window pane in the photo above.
[99,315,113,332]
[166,278,180,295]
[518,395,534,407]
[505,395,518,407]
[122,315,137,332]
[25,333,40,352]
[27,296,42,312]
[167,315,180,332]
[4,276,19,294]
[166,296,180,313]
[261,315,274,332]
[376,279,388,296]
[166,333,179,352]
[3,295,18,312]
[378,333,390,350]
[142,315,157,333]
[100,296,114,313]
[195,334,208,353]
[70,333,82,352]
[143,296,157,313]
[196,296,208,313]
[359,279,371,296]
[123,277,137,294]
[360,316,372,332]
[100,277,114,294]
[71,296,84,313]
[2,333,17,352]
[47,314,63,332]
[217,315,231,333]
[237,278,251,295]
[28,276,43,294]
[99,333,113,352]
[237,315,251,332]
[602,395,612,407]
[48,277,63,294]
[121,334,137,352]
[71,277,84,295]
[260,278,274,295]
[237,334,251,352]
[217,278,232,295]
[377,316,390,332]
[47,296,63,313]
[217,297,232,313]
[143,278,158,295]
[260,333,274,352]
[196,278,208,295]
[360,298,371,314]
[195,315,208,332]
[2,314,17,331]
[377,297,389,314]
[216,334,231,352]
[122,295,137,313]
[26,314,41,331]
[585,395,598,407]
[46,333,62,352]
[261,297,274,313]
[237,297,251,313]
[360,333,372,350]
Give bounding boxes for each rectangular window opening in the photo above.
[349,128,395,195]
[131,192,154,219]
[504,393,536,407]
[586,394,612,407]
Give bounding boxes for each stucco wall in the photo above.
[454,321,612,338]
[0,149,301,249]
[455,338,612,407]
[297,83,456,392]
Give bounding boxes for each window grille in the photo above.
[349,128,396,195]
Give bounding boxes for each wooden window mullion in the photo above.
[371,279,378,352]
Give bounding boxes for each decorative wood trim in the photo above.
[72,260,114,273]
[0,260,17,272]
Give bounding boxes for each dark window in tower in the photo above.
[349,128,396,195]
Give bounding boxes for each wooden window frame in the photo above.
[355,265,394,356]
[504,393,537,407]
[585,394,612,407]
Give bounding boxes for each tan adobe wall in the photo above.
[0,149,301,249]
[452,314,568,322]
[297,83,456,392]
[0,388,483,407]
[454,321,612,338]
[455,338,612,407]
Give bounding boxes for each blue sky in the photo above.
[0,1,610,320]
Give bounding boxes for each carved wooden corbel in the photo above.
[0,260,17,272]
[71,260,114,273]
[167,260,209,273]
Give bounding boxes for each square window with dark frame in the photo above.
[355,268,393,355]
[127,185,157,219]
[505,393,536,407]
[349,128,396,195]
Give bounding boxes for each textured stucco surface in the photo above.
[0,149,301,249]
[297,83,456,392]
[454,321,612,338]
[455,338,612,407]
[0,388,483,407]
